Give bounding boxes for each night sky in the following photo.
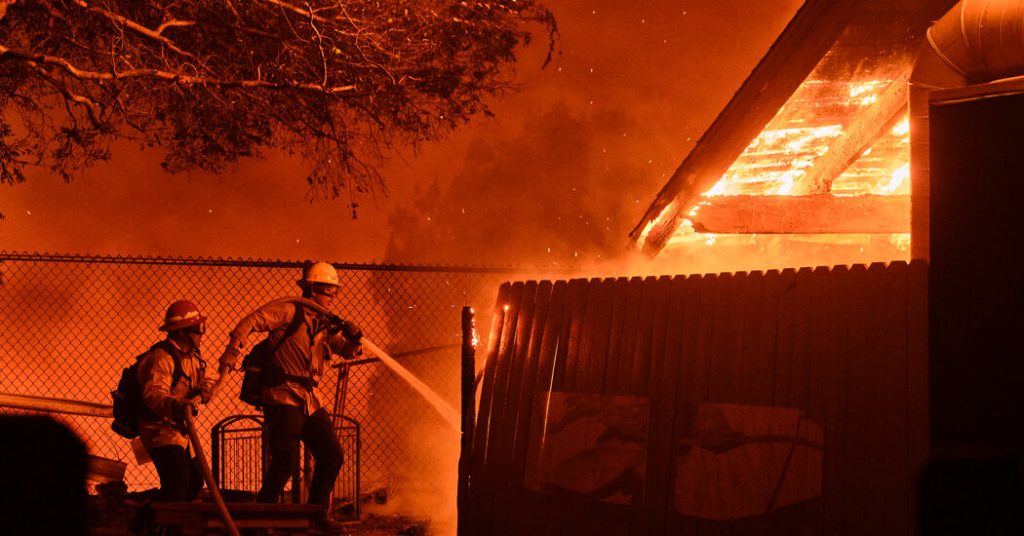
[1,1,802,267]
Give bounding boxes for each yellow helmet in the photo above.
[299,261,340,287]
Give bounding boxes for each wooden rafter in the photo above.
[798,73,910,194]
[690,194,910,234]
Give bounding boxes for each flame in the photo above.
[640,75,913,266]
[706,124,844,197]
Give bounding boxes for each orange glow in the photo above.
[705,81,908,199]
[645,75,913,267]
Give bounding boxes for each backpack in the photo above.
[239,304,309,407]
[110,341,183,439]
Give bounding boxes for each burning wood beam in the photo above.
[629,0,866,253]
[800,73,910,194]
[691,194,910,234]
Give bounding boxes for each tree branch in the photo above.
[71,0,198,61]
[155,20,197,35]
[0,44,357,94]
[31,65,103,127]
[259,0,331,24]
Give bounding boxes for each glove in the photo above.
[200,385,214,404]
[219,344,242,370]
[171,398,199,419]
[338,340,363,360]
[330,318,362,342]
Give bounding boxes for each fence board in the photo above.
[467,262,926,536]
[874,262,910,536]
[843,264,886,535]
[509,281,554,488]
[516,281,567,536]
[791,266,825,535]
[816,266,849,536]
[699,271,741,536]
[471,281,526,534]
[781,267,816,534]
[561,280,593,393]
[666,273,717,536]
[467,282,512,533]
[736,269,776,536]
[629,277,660,397]
[540,278,589,536]
[645,275,691,535]
[596,278,637,536]
[492,281,541,535]
[561,277,623,536]
[906,260,928,536]
[612,277,644,395]
[603,277,631,394]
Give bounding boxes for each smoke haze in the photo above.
[2,0,802,271]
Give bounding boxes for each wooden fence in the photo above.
[461,260,928,535]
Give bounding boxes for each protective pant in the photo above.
[135,444,201,536]
[149,444,202,502]
[257,406,343,506]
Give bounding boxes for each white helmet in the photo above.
[300,261,340,287]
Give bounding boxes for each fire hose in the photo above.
[183,402,240,536]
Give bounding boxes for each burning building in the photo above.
[626,0,962,268]
[462,0,1024,534]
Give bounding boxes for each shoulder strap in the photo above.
[270,303,306,354]
[150,340,184,385]
[262,304,319,389]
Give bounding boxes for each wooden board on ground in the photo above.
[153,502,322,534]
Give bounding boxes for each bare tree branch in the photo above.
[0,44,358,93]
[30,64,102,126]
[70,0,198,61]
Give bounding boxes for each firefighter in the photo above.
[133,300,214,535]
[218,261,361,530]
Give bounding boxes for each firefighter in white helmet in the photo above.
[133,300,214,536]
[217,261,361,530]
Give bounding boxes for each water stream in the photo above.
[272,297,462,431]
[362,337,461,431]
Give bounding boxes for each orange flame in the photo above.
[638,77,913,266]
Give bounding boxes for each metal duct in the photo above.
[927,0,1024,83]
[909,0,1024,259]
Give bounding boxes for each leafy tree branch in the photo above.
[0,0,557,216]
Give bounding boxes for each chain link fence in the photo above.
[0,252,552,504]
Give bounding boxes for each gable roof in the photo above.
[630,0,957,256]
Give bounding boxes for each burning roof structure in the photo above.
[630,0,959,265]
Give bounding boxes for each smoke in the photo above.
[382,0,805,271]
[386,101,663,268]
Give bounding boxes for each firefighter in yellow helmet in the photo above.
[218,261,361,531]
[133,300,214,536]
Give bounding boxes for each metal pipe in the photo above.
[909,0,1024,259]
[926,0,1024,84]
[0,392,112,417]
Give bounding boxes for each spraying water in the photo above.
[361,337,461,431]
